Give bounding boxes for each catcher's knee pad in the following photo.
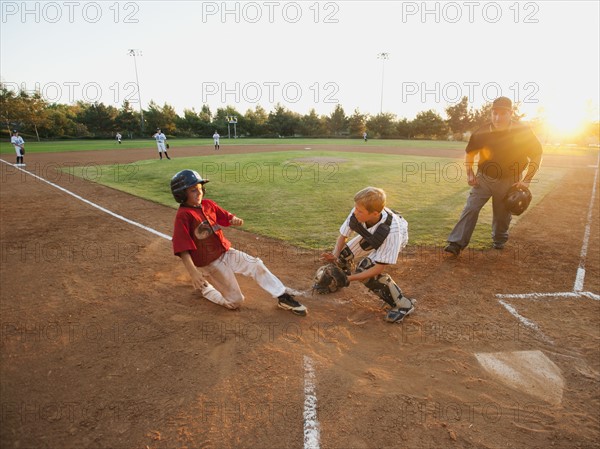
[363,273,406,308]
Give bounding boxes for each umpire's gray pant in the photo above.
[447,174,514,248]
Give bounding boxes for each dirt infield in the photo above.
[1,144,598,449]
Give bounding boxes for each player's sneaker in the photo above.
[492,241,505,250]
[278,293,307,316]
[385,297,415,323]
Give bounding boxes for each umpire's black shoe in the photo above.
[444,242,462,256]
[277,293,307,316]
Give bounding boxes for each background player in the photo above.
[170,169,307,316]
[153,128,171,160]
[11,130,25,167]
[213,130,220,150]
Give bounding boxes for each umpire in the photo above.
[444,97,543,255]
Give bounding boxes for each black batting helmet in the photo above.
[170,170,209,204]
[504,184,532,216]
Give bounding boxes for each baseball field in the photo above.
[1,140,599,449]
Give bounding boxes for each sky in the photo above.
[1,1,599,134]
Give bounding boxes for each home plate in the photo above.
[475,350,564,406]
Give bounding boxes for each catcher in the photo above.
[315,186,416,323]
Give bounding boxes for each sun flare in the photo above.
[531,100,597,141]
[544,109,588,137]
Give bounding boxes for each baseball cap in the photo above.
[492,97,513,111]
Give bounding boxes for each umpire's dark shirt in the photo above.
[466,122,543,181]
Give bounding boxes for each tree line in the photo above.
[1,83,597,143]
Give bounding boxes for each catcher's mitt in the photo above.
[166,143,170,149]
[312,263,349,294]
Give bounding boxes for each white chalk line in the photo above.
[3,159,322,446]
[497,291,600,301]
[0,159,172,241]
[574,153,599,291]
[303,355,321,449]
[495,155,600,341]
[497,300,554,344]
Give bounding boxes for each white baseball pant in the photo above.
[197,248,286,308]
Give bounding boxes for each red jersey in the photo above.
[172,199,234,267]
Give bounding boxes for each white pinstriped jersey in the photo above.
[339,207,408,264]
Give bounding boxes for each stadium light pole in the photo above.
[377,52,389,114]
[128,49,145,134]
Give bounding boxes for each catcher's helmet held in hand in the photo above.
[504,184,532,215]
[170,169,209,203]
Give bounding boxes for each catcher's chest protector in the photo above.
[349,212,394,251]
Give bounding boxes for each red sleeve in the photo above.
[205,200,234,227]
[172,208,198,256]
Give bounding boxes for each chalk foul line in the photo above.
[303,355,320,449]
[1,160,172,241]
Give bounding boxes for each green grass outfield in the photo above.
[0,138,466,154]
[1,137,596,156]
[67,150,565,250]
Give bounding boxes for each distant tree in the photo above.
[268,104,301,137]
[115,101,140,138]
[199,104,212,123]
[20,91,48,141]
[471,103,493,129]
[195,104,214,136]
[144,101,179,136]
[445,96,473,136]
[0,85,50,139]
[76,102,118,137]
[176,108,203,137]
[39,103,86,138]
[0,84,26,134]
[244,105,269,137]
[396,118,414,139]
[366,113,397,138]
[299,109,324,137]
[412,110,448,139]
[327,104,348,136]
[348,109,368,138]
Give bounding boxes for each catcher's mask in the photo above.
[170,169,209,204]
[504,185,532,216]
